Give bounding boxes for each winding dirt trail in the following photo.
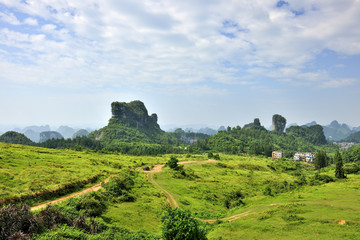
[144,160,282,223]
[30,175,114,211]
[143,159,272,223]
[30,159,278,224]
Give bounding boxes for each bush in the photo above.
[104,172,135,197]
[308,173,334,186]
[344,163,360,174]
[224,190,245,209]
[161,208,207,240]
[0,204,38,240]
[167,156,179,169]
[76,192,107,217]
[37,204,71,228]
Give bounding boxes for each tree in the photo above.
[334,151,346,179]
[314,150,328,169]
[167,156,179,169]
[161,208,207,240]
[272,114,286,133]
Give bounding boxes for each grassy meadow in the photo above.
[0,142,166,205]
[1,142,360,239]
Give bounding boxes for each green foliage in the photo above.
[103,172,135,202]
[161,208,207,240]
[0,131,34,145]
[343,163,360,174]
[286,125,327,145]
[342,145,360,163]
[167,156,179,169]
[308,172,334,185]
[76,192,107,217]
[224,190,245,209]
[314,150,328,169]
[191,121,333,157]
[334,151,346,179]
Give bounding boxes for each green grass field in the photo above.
[0,142,167,205]
[1,143,360,239]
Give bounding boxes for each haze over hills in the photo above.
[4,125,94,143]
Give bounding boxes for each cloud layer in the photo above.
[0,0,359,92]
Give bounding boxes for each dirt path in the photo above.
[143,159,216,209]
[30,175,113,211]
[144,159,279,223]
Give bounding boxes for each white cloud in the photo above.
[23,17,38,25]
[0,0,359,90]
[0,12,21,25]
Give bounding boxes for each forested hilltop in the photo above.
[189,117,333,157]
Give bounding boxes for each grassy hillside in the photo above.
[154,155,360,239]
[0,142,166,205]
[1,143,359,239]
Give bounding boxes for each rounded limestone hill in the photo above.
[89,100,173,145]
[72,129,90,139]
[0,131,34,145]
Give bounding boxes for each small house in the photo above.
[272,151,283,159]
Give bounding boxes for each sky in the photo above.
[0,0,360,131]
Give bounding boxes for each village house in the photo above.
[293,152,315,163]
[272,151,283,159]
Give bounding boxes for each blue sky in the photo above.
[0,0,359,131]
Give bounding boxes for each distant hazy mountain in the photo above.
[11,125,51,143]
[168,126,221,135]
[24,129,40,142]
[303,121,317,127]
[198,127,218,135]
[343,131,360,143]
[23,125,51,133]
[323,120,355,141]
[39,131,64,143]
[353,126,360,132]
[57,125,76,139]
[218,126,226,132]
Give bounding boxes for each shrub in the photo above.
[0,204,38,240]
[161,208,207,240]
[104,172,135,197]
[263,185,273,196]
[343,163,360,174]
[167,156,179,169]
[224,190,245,209]
[75,192,107,217]
[37,204,71,228]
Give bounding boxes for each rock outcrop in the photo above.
[272,114,286,133]
[89,100,165,144]
[110,101,159,129]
